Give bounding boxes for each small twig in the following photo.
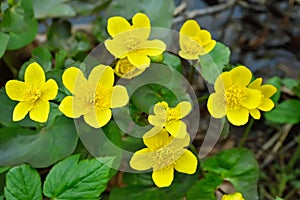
[173,0,237,24]
[261,124,293,168]
[173,0,188,17]
[256,130,282,159]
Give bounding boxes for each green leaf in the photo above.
[1,0,38,50]
[55,50,68,69]
[0,167,10,174]
[113,171,199,200]
[266,76,281,103]
[199,42,230,84]
[32,0,75,18]
[265,99,300,124]
[203,148,259,200]
[0,116,78,168]
[69,0,111,15]
[187,173,223,200]
[4,164,42,200]
[0,32,9,58]
[43,155,114,200]
[47,19,72,51]
[163,52,183,73]
[105,0,175,28]
[31,47,52,72]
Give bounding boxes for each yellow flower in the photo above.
[248,78,277,119]
[104,13,166,69]
[207,66,261,126]
[148,101,192,138]
[130,128,197,188]
[222,192,245,200]
[115,57,146,79]
[179,20,216,60]
[59,65,129,128]
[5,62,58,123]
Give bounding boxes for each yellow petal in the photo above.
[230,66,252,86]
[127,52,151,68]
[59,96,88,118]
[248,78,262,89]
[196,30,211,45]
[165,120,188,138]
[84,108,112,128]
[226,107,249,126]
[214,72,231,93]
[180,20,200,37]
[143,126,162,139]
[222,192,245,200]
[152,166,174,188]
[259,98,275,111]
[29,100,50,123]
[141,40,166,56]
[207,93,226,118]
[131,13,151,39]
[143,128,169,150]
[41,79,58,101]
[130,148,152,171]
[107,16,131,37]
[104,38,129,58]
[240,88,261,109]
[89,65,114,89]
[13,102,33,121]
[261,84,277,98]
[153,101,168,115]
[250,109,261,119]
[174,150,197,174]
[175,101,192,118]
[203,40,216,54]
[5,80,29,101]
[111,85,129,108]
[170,133,190,149]
[24,62,45,86]
[62,67,87,95]
[148,115,165,127]
[178,50,199,60]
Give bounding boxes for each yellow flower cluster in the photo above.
[130,101,197,188]
[222,192,245,200]
[207,66,277,126]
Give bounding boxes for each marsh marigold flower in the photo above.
[130,128,197,187]
[5,62,58,123]
[222,192,245,200]
[115,57,146,79]
[59,65,129,128]
[248,78,277,119]
[207,66,261,126]
[148,101,192,138]
[104,13,166,69]
[179,20,216,60]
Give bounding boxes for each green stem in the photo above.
[238,118,254,147]
[286,137,300,172]
[197,95,209,103]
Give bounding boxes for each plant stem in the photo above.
[238,118,254,147]
[188,66,195,84]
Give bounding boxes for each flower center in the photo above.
[125,36,140,51]
[150,145,183,170]
[225,84,247,110]
[166,108,180,122]
[94,88,112,111]
[25,87,41,103]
